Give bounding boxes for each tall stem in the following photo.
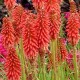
[73,46,78,80]
[31,59,39,80]
[50,39,57,80]
[42,55,46,80]
[20,39,26,80]
[39,49,46,80]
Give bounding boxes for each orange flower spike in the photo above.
[5,47,21,80]
[21,11,38,60]
[14,27,22,44]
[49,0,61,40]
[59,38,68,61]
[11,5,24,27]
[37,10,50,49]
[66,0,80,46]
[1,17,15,48]
[4,0,16,10]
[32,0,49,10]
[11,5,24,44]
[32,0,50,50]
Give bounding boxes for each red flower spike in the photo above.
[32,0,50,49]
[66,13,80,46]
[4,0,16,10]
[1,17,15,48]
[59,38,68,61]
[14,27,21,44]
[32,0,61,10]
[21,11,38,59]
[11,5,24,27]
[66,1,80,46]
[32,0,49,10]
[49,1,61,40]
[19,10,31,28]
[11,5,24,44]
[70,0,77,13]
[32,0,42,8]
[5,47,21,80]
[36,10,50,49]
[32,0,40,6]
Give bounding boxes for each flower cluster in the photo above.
[66,1,80,46]
[4,47,21,80]
[59,38,68,61]
[11,5,24,44]
[66,13,80,46]
[21,11,38,59]
[49,0,61,40]
[1,0,80,80]
[4,0,16,10]
[1,17,15,48]
[37,10,50,49]
[11,5,24,27]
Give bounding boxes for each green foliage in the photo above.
[0,0,3,4]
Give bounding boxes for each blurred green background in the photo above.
[0,0,3,4]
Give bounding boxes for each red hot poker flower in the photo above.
[11,5,24,27]
[59,38,68,61]
[11,5,24,44]
[36,9,50,50]
[21,11,38,60]
[66,1,80,46]
[32,0,50,50]
[4,0,16,10]
[14,27,22,44]
[49,1,61,40]
[4,47,21,80]
[1,17,15,48]
[66,13,80,46]
[32,0,49,10]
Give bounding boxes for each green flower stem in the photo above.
[42,55,46,80]
[73,46,78,80]
[31,59,39,80]
[20,39,26,80]
[50,39,57,80]
[39,49,46,80]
